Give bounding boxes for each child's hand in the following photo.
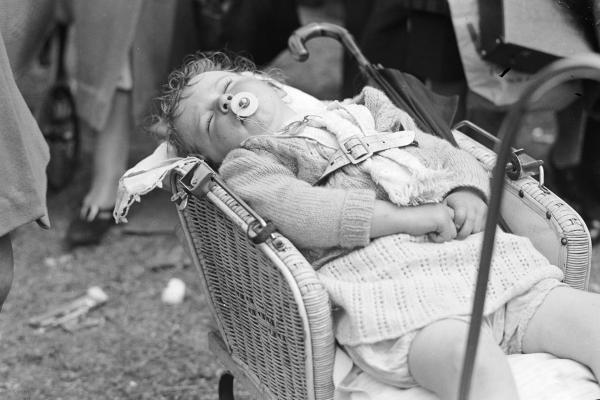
[426,203,457,243]
[443,190,487,239]
[371,201,456,241]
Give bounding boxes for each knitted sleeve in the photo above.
[219,148,376,249]
[419,131,490,202]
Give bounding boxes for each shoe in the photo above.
[65,205,115,247]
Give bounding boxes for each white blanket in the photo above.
[334,347,600,400]
[113,142,200,223]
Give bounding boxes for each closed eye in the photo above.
[206,112,213,134]
[223,78,233,93]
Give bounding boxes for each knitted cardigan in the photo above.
[219,87,563,346]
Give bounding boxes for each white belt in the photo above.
[319,130,418,181]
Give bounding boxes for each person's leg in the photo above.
[65,90,132,246]
[64,0,141,247]
[0,234,14,310]
[408,319,519,400]
[522,286,600,380]
[83,89,132,212]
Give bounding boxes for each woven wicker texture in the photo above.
[179,182,335,400]
[510,179,591,289]
[454,130,591,290]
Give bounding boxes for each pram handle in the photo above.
[459,52,600,400]
[288,22,371,71]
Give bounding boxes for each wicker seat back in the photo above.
[174,169,335,400]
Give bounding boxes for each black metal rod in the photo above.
[458,53,600,400]
[289,23,458,145]
[288,22,371,69]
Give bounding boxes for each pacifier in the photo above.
[230,92,259,118]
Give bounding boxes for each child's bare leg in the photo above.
[0,234,14,310]
[409,319,519,400]
[522,286,600,379]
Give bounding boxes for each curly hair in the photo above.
[154,51,265,156]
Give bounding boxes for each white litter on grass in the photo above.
[161,278,186,305]
[87,286,109,303]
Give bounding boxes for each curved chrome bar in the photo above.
[287,22,371,71]
[459,53,600,400]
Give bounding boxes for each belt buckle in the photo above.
[342,136,373,164]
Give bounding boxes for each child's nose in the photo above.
[218,94,233,113]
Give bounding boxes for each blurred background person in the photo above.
[0,0,52,308]
[64,0,300,247]
[62,0,192,247]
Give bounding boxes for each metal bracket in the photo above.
[170,190,189,211]
[452,120,545,182]
[179,162,216,197]
[506,148,544,181]
[247,220,276,244]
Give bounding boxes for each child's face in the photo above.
[174,71,293,163]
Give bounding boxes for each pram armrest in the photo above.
[171,162,335,400]
[453,127,592,290]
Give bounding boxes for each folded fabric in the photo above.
[333,347,600,400]
[113,141,200,223]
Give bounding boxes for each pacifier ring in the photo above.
[231,92,259,118]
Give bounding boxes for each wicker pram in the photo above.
[165,25,595,400]
[170,128,591,400]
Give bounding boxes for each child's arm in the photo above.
[220,148,458,248]
[371,200,457,243]
[220,147,375,249]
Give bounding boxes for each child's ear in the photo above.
[146,118,170,141]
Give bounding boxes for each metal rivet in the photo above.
[561,238,568,245]
[518,190,524,198]
[273,238,286,251]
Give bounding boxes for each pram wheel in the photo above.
[218,371,235,400]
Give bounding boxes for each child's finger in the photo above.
[473,212,485,233]
[452,206,467,230]
[457,217,474,240]
[433,219,457,243]
[473,206,487,233]
[445,205,455,220]
[447,222,458,242]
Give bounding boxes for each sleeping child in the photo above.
[150,51,600,400]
